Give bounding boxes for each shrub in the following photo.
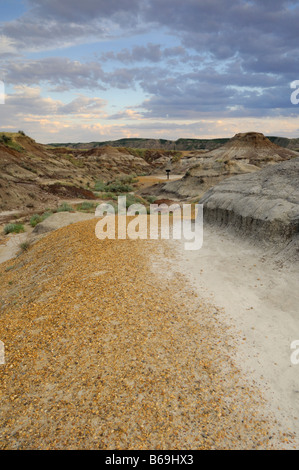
[94,180,106,191]
[94,178,134,193]
[77,202,95,211]
[4,223,25,234]
[104,180,133,193]
[123,194,146,208]
[19,241,30,252]
[144,195,157,204]
[57,203,73,212]
[119,174,138,184]
[29,211,52,227]
[42,211,53,219]
[0,135,24,152]
[29,214,43,227]
[99,192,118,200]
[0,134,11,144]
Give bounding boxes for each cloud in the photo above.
[1,86,298,143]
[108,108,143,120]
[0,86,107,133]
[1,0,299,141]
[4,55,295,121]
[0,34,19,58]
[28,0,142,23]
[3,56,173,94]
[3,57,106,90]
[100,43,191,64]
[1,0,146,51]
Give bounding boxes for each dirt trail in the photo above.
[0,218,289,449]
[167,224,299,448]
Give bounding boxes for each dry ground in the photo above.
[0,218,288,449]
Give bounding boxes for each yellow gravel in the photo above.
[0,219,284,449]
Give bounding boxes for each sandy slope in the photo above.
[0,218,288,450]
[166,224,299,447]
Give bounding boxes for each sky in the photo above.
[0,0,299,143]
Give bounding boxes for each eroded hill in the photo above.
[0,133,151,213]
[139,132,299,200]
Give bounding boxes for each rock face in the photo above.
[199,157,299,248]
[142,132,299,200]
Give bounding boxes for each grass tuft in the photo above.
[4,223,25,235]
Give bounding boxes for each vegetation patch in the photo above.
[19,241,31,252]
[76,202,96,211]
[56,203,74,212]
[0,134,25,152]
[94,176,135,194]
[29,211,53,227]
[3,223,25,235]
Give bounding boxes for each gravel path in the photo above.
[0,219,289,449]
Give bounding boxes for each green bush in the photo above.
[4,223,25,234]
[119,174,138,184]
[94,178,134,194]
[42,211,53,219]
[144,195,157,204]
[104,180,133,193]
[19,241,30,252]
[0,134,24,152]
[56,203,73,212]
[29,214,43,227]
[99,192,118,200]
[77,202,95,211]
[0,134,11,144]
[94,180,106,191]
[29,211,52,227]
[123,194,146,208]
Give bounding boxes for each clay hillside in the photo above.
[0,132,153,214]
[139,132,299,200]
[199,157,299,261]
